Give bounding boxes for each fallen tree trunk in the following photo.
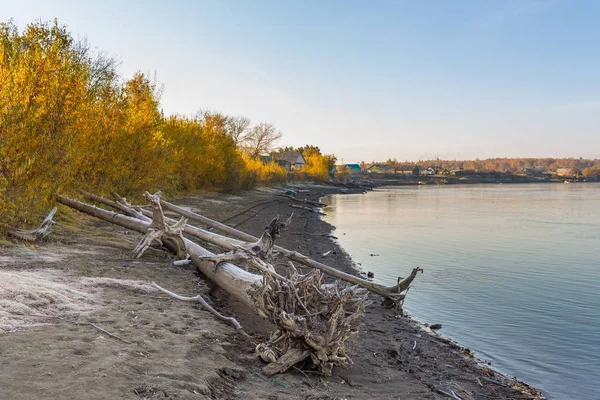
[3,207,57,242]
[57,193,367,376]
[79,191,421,308]
[57,195,262,307]
[157,198,421,308]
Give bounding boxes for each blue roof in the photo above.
[345,164,361,171]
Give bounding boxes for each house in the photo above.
[522,168,535,175]
[367,163,392,173]
[344,164,362,174]
[395,163,415,175]
[427,166,442,175]
[556,167,577,177]
[274,152,305,172]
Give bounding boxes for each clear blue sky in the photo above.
[3,1,599,162]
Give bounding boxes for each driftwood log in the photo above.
[3,207,57,242]
[154,197,421,309]
[57,193,368,376]
[288,204,327,215]
[80,191,421,309]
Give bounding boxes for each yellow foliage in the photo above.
[302,149,329,181]
[0,19,333,228]
[242,154,288,185]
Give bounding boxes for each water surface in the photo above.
[323,183,600,400]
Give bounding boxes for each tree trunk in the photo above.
[57,195,261,308]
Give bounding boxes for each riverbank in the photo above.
[0,185,544,399]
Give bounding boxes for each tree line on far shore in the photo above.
[0,20,332,227]
[359,157,600,176]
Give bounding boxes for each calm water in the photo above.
[323,183,600,400]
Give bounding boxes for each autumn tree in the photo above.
[242,123,282,158]
[224,115,251,146]
[0,20,110,223]
[302,148,329,181]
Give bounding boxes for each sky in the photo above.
[2,1,599,162]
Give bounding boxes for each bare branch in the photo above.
[241,122,282,158]
[151,282,250,338]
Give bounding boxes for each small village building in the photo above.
[344,164,362,174]
[274,152,305,172]
[367,163,392,173]
[522,167,535,175]
[556,167,578,177]
[427,166,442,175]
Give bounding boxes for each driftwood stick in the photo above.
[4,207,57,242]
[151,282,250,338]
[435,388,463,400]
[29,314,132,344]
[262,348,312,376]
[275,193,326,208]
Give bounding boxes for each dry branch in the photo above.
[151,282,250,337]
[3,207,57,242]
[30,314,131,344]
[275,193,326,207]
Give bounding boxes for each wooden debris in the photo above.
[151,282,250,338]
[58,192,369,376]
[4,207,57,242]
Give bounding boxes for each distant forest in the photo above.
[361,158,600,176]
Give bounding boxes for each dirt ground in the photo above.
[0,185,544,399]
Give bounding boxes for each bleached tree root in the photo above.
[251,268,367,376]
[58,193,368,376]
[151,282,250,338]
[3,207,57,242]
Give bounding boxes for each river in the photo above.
[323,183,600,400]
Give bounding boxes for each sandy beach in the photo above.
[0,185,543,399]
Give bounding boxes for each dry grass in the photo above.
[0,269,154,333]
